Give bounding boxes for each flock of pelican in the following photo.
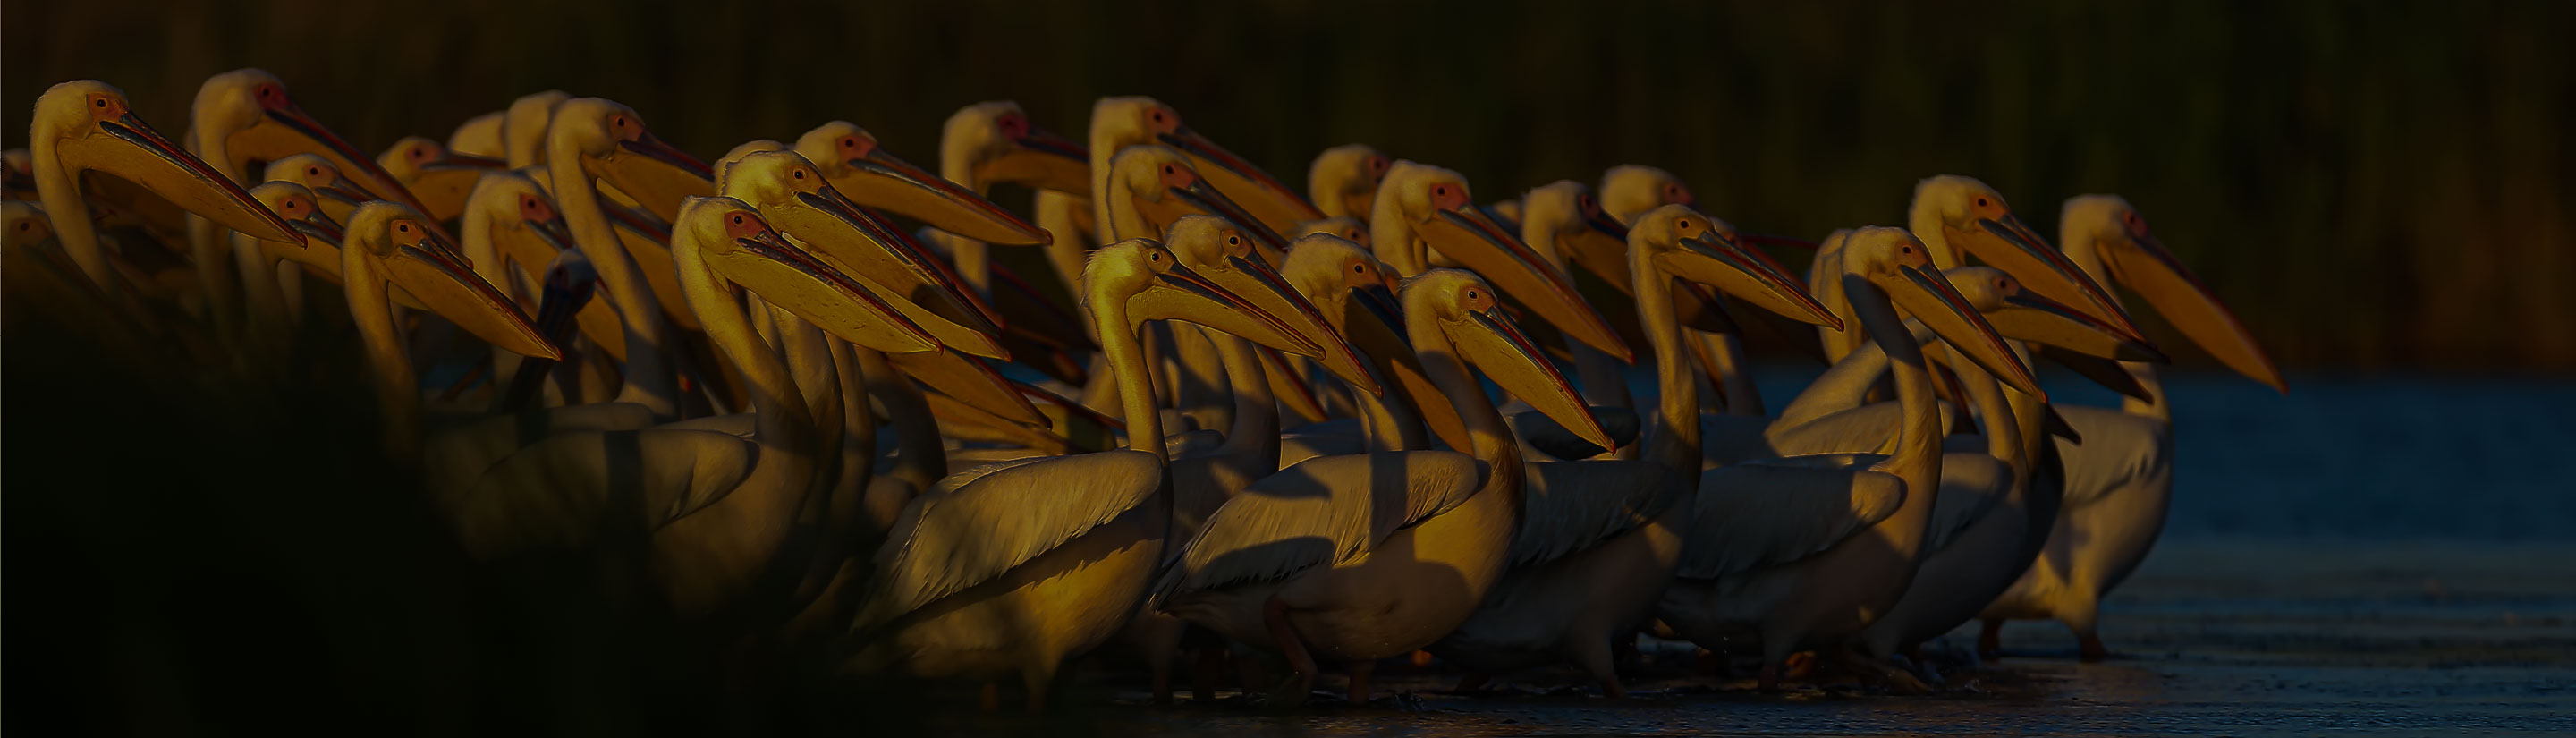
[7,70,2285,712]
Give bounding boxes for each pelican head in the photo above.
[715,140,788,191]
[548,98,714,222]
[1402,269,1613,450]
[263,154,382,223]
[1294,216,1370,248]
[345,201,556,360]
[246,181,346,247]
[30,81,299,245]
[795,120,1046,245]
[1108,144,1288,259]
[674,196,937,355]
[1281,232,1409,361]
[1377,160,1631,361]
[1942,266,2164,363]
[1840,226,2041,398]
[1911,175,2138,339]
[1092,97,1318,231]
[4,148,36,199]
[1521,180,1631,288]
[462,171,576,280]
[943,101,1088,196]
[4,201,54,249]
[379,136,504,221]
[502,90,572,168]
[1165,216,1380,395]
[1599,165,1693,226]
[1308,144,1390,221]
[1083,238,1317,359]
[191,69,422,213]
[719,149,1005,358]
[1630,204,1839,329]
[2061,195,2282,391]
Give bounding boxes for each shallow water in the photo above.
[987,371,2576,735]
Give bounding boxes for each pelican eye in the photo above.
[792,169,805,180]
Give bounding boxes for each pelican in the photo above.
[4,148,37,199]
[455,197,940,619]
[500,90,573,169]
[262,154,382,225]
[449,171,630,387]
[1908,176,2136,339]
[1430,205,1840,697]
[1155,269,1615,705]
[540,98,712,416]
[377,136,506,222]
[25,81,301,298]
[1089,97,1319,240]
[1655,226,2042,691]
[1977,195,2284,661]
[886,100,1087,297]
[1371,161,1630,369]
[843,238,1326,713]
[227,182,343,355]
[1307,144,1389,223]
[445,111,505,160]
[335,201,558,462]
[1273,233,1420,465]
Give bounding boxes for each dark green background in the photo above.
[8,0,2571,370]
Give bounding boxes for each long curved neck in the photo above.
[1368,206,1429,277]
[938,142,994,298]
[1103,182,1157,243]
[1168,326,1233,434]
[343,249,419,462]
[1631,258,1701,475]
[2060,227,2170,423]
[1847,276,1941,535]
[1947,344,2021,471]
[547,143,678,415]
[1352,354,1428,452]
[856,347,944,490]
[1093,298,1170,460]
[827,338,877,490]
[1213,335,1280,464]
[28,136,116,288]
[1087,127,1140,245]
[1906,199,1963,269]
[678,248,812,461]
[1408,311,1523,499]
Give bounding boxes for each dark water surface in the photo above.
[996,372,2576,735]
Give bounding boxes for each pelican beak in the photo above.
[2038,345,2155,404]
[1258,347,1330,422]
[61,113,301,244]
[776,184,1009,359]
[380,225,558,360]
[603,131,716,222]
[1130,261,1324,360]
[835,146,1050,246]
[1563,208,1635,293]
[1208,250,1381,395]
[2104,231,2285,392]
[237,103,430,216]
[1422,204,1631,361]
[889,351,1051,428]
[1163,179,1290,264]
[391,148,504,222]
[288,208,345,245]
[705,227,938,355]
[1452,305,1614,450]
[979,124,1091,197]
[1948,213,2141,339]
[1984,286,2168,362]
[310,171,382,212]
[1157,125,1322,234]
[1877,264,2044,399]
[1660,231,1843,329]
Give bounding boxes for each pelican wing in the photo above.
[1157,450,1484,598]
[860,449,1163,626]
[449,428,757,559]
[1676,456,1905,580]
[1763,401,1956,459]
[2053,405,2170,508]
[1512,459,1688,567]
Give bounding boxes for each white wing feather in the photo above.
[1157,451,1483,598]
[858,449,1163,628]
[1511,460,1686,567]
[1676,457,1905,580]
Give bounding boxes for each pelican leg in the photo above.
[1343,659,1373,706]
[1262,596,1316,704]
[1021,662,1058,715]
[1192,645,1224,702]
[1569,635,1623,699]
[1977,619,2004,660]
[2076,632,2108,663]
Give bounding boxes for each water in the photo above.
[1004,370,2576,735]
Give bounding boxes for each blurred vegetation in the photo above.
[5,0,2571,372]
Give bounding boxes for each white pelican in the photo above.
[843,238,1326,713]
[540,98,712,416]
[1655,226,2042,691]
[1089,97,1319,241]
[1155,269,1615,705]
[445,111,505,161]
[501,90,572,169]
[1371,161,1631,371]
[454,197,939,618]
[1307,144,1389,223]
[1976,195,2284,661]
[26,81,302,300]
[261,154,381,225]
[378,136,505,222]
[1908,175,2137,339]
[1430,205,1840,697]
[335,201,559,461]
